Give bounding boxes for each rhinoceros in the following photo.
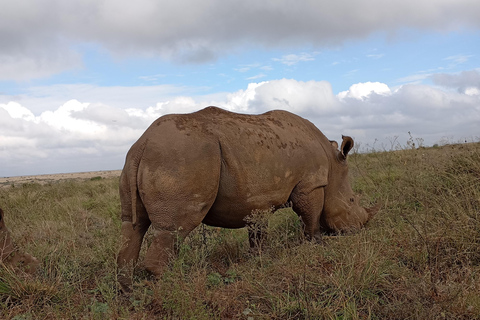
[0,208,39,273]
[117,106,378,291]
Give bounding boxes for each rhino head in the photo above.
[0,208,39,273]
[320,136,380,233]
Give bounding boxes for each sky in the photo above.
[1,0,479,177]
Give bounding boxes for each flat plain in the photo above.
[1,142,479,319]
[0,170,122,188]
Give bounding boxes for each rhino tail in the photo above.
[127,139,148,226]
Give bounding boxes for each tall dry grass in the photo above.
[1,142,479,319]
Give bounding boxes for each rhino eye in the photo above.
[349,197,355,203]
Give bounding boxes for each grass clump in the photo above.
[1,141,479,319]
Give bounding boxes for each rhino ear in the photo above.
[340,135,354,158]
[330,140,339,150]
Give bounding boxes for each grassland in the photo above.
[1,142,479,319]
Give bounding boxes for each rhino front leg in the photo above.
[290,186,324,241]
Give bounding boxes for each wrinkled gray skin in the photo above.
[118,107,378,291]
[0,208,39,273]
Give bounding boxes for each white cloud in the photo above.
[246,73,267,80]
[224,82,265,112]
[367,54,385,59]
[1,102,35,121]
[3,1,479,80]
[235,64,261,73]
[249,79,340,115]
[149,96,202,116]
[343,69,360,79]
[396,73,431,85]
[443,54,474,66]
[0,83,200,116]
[138,74,166,82]
[337,82,391,100]
[431,69,480,93]
[0,49,82,81]
[39,100,100,133]
[1,75,480,176]
[273,53,316,66]
[465,87,480,96]
[334,81,480,148]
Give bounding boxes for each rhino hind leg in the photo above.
[143,228,176,277]
[117,209,151,293]
[143,200,216,277]
[140,168,220,279]
[119,136,221,288]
